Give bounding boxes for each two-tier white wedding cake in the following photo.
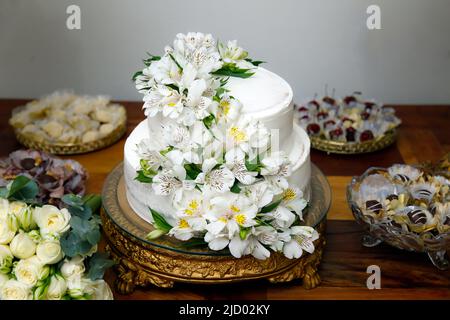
[123,32,316,260]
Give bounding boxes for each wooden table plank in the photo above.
[0,99,449,300]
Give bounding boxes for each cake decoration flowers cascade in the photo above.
[132,32,317,260]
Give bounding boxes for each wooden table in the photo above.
[1,100,449,300]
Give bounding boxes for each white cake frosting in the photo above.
[125,67,311,224]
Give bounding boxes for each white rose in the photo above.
[60,256,85,279]
[14,256,44,287]
[10,232,36,259]
[46,274,67,300]
[0,199,9,219]
[33,205,70,237]
[67,275,92,299]
[36,239,63,265]
[0,244,14,274]
[0,218,17,245]
[0,279,32,300]
[91,280,114,300]
[0,273,9,289]
[10,202,36,231]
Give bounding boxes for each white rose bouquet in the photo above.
[0,176,114,300]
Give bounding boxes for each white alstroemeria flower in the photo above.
[172,32,222,77]
[268,205,296,229]
[136,139,164,171]
[149,55,182,85]
[228,235,271,260]
[215,94,242,122]
[195,158,235,193]
[280,187,308,219]
[282,226,319,259]
[205,193,258,240]
[260,151,292,193]
[215,118,269,164]
[135,67,154,94]
[143,85,183,119]
[174,191,207,226]
[152,166,196,201]
[218,40,254,69]
[243,181,274,209]
[228,159,257,185]
[0,279,32,300]
[185,79,214,120]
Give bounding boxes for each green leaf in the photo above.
[245,58,265,66]
[166,83,180,92]
[212,63,254,79]
[202,114,216,129]
[146,229,167,240]
[178,237,208,248]
[135,170,153,184]
[87,252,115,281]
[83,194,102,215]
[169,53,183,71]
[230,180,241,194]
[62,194,84,210]
[60,232,92,257]
[184,163,202,180]
[143,53,161,66]
[8,175,39,202]
[239,228,250,240]
[149,208,172,232]
[0,187,8,199]
[260,199,282,214]
[160,146,174,156]
[245,157,263,173]
[132,71,143,81]
[70,216,101,246]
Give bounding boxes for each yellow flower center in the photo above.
[167,102,177,107]
[184,200,199,216]
[219,217,228,223]
[220,100,230,115]
[234,214,246,226]
[178,219,189,229]
[230,205,240,213]
[283,188,297,201]
[229,127,247,143]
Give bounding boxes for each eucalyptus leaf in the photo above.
[87,252,115,281]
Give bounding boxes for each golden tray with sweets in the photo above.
[11,105,127,155]
[311,128,398,155]
[101,163,331,294]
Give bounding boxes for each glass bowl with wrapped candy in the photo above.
[295,94,401,154]
[347,164,450,270]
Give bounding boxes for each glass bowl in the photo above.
[347,167,450,270]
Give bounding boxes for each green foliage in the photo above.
[245,58,265,66]
[212,63,254,78]
[239,227,250,240]
[87,252,115,281]
[230,180,241,194]
[184,163,202,180]
[0,175,39,203]
[245,155,263,173]
[260,199,282,214]
[143,53,161,66]
[135,170,153,184]
[202,114,216,129]
[149,208,172,233]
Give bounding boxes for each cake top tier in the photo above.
[226,67,293,118]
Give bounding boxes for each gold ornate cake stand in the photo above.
[101,163,331,294]
[12,107,127,155]
[311,129,398,154]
